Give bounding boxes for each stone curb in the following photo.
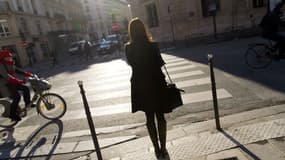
[87,104,285,160]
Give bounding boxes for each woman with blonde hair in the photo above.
[125,17,170,159]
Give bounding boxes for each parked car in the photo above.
[97,40,114,55]
[106,34,120,50]
[68,40,86,55]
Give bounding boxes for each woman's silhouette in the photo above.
[125,18,170,159]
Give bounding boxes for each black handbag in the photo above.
[163,65,185,111]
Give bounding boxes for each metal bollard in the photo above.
[78,81,103,160]
[208,54,221,131]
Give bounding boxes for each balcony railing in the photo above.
[54,13,66,21]
[0,1,11,14]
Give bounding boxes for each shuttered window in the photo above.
[0,19,11,37]
[253,0,266,8]
[146,3,159,27]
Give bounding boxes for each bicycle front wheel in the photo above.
[0,99,18,128]
[245,44,272,69]
[37,93,67,120]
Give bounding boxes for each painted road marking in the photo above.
[65,88,232,120]
[166,61,190,67]
[166,65,196,72]
[82,70,204,87]
[82,76,210,94]
[182,89,232,104]
[70,76,211,103]
[169,70,204,79]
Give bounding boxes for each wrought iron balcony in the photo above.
[0,1,11,14]
[54,13,66,21]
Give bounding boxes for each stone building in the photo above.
[0,0,87,66]
[81,0,130,40]
[128,0,270,46]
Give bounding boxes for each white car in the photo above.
[68,40,86,55]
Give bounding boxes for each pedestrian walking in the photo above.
[26,45,36,66]
[84,41,93,61]
[50,48,58,67]
[125,18,169,159]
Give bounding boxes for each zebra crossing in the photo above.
[0,54,233,158]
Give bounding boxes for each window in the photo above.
[86,6,90,12]
[36,22,43,35]
[146,3,159,27]
[253,0,267,8]
[20,18,29,34]
[16,0,23,12]
[31,0,38,15]
[201,0,220,17]
[0,19,11,37]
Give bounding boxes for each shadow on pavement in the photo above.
[220,129,261,160]
[162,36,285,96]
[0,120,63,159]
[0,128,21,159]
[15,120,63,159]
[25,51,125,79]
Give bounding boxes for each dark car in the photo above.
[97,40,114,54]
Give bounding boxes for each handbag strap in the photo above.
[163,65,173,84]
[163,65,185,92]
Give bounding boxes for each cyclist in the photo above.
[260,1,285,56]
[0,49,34,121]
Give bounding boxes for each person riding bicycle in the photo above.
[0,49,34,121]
[260,1,285,56]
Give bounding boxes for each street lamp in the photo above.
[208,3,218,39]
[127,4,133,20]
[168,3,176,47]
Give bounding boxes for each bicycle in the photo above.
[0,75,67,128]
[244,40,285,69]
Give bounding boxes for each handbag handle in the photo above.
[163,65,173,84]
[163,65,185,92]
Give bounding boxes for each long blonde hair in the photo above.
[128,18,152,43]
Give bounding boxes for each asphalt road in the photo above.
[1,36,285,159]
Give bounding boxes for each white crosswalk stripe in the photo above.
[81,76,210,94]
[82,70,204,89]
[0,55,234,158]
[54,56,232,118]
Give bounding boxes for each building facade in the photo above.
[81,0,130,40]
[128,0,270,45]
[0,0,87,66]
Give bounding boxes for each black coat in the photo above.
[125,42,170,113]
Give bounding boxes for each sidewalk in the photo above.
[79,104,285,160]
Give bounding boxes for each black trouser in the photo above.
[9,84,31,116]
[85,51,93,61]
[145,112,167,153]
[263,31,285,54]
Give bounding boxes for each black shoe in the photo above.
[9,114,21,121]
[159,148,169,159]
